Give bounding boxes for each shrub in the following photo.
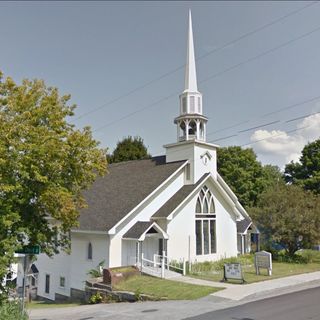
[89,292,103,304]
[296,250,320,263]
[0,300,28,320]
[87,260,105,278]
[190,255,254,275]
[134,289,142,301]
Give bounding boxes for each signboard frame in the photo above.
[222,263,245,284]
[14,245,40,314]
[254,251,272,276]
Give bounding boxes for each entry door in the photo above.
[142,237,158,261]
[158,239,167,256]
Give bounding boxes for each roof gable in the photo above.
[152,173,210,219]
[78,156,186,232]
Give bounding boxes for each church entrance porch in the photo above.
[122,221,184,278]
[122,221,168,268]
[237,219,260,254]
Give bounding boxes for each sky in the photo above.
[0,1,320,168]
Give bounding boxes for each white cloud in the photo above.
[250,113,320,168]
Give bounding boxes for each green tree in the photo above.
[284,139,320,194]
[217,146,283,207]
[0,71,107,295]
[109,136,150,163]
[250,184,320,256]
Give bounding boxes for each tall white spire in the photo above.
[184,10,198,93]
[174,10,207,143]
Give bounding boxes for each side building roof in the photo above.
[77,156,186,232]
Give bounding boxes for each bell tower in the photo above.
[165,10,218,184]
[175,10,208,142]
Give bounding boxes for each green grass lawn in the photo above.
[114,274,222,300]
[191,261,320,284]
[27,301,81,309]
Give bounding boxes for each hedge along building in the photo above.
[35,11,258,301]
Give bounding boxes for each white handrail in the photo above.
[140,253,186,276]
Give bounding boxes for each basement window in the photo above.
[59,276,65,288]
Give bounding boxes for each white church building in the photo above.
[34,11,258,301]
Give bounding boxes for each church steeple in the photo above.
[184,10,198,93]
[174,10,208,142]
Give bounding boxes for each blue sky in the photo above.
[1,1,320,167]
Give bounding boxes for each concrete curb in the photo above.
[211,271,320,301]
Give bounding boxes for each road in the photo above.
[29,286,320,320]
[185,286,320,320]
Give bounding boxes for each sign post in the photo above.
[15,245,40,314]
[222,263,245,283]
[15,245,40,255]
[254,251,272,276]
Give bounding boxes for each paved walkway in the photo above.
[170,275,236,288]
[171,271,320,301]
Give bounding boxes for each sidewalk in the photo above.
[171,271,320,301]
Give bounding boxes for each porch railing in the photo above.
[155,253,186,276]
[132,252,186,278]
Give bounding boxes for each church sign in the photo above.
[223,263,245,283]
[254,251,272,276]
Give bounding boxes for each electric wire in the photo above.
[75,1,318,120]
[93,23,320,133]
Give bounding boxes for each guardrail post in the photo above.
[183,258,186,276]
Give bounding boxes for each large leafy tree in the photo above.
[250,184,320,256]
[217,146,283,207]
[284,139,320,194]
[0,71,107,292]
[108,136,150,163]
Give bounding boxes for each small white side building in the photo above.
[35,11,258,301]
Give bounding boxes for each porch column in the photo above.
[136,241,139,265]
[139,241,143,272]
[241,235,245,255]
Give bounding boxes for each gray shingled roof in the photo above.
[122,221,153,240]
[78,156,186,231]
[237,218,252,234]
[152,173,210,218]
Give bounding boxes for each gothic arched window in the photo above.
[195,186,216,255]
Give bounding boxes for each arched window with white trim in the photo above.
[195,186,216,255]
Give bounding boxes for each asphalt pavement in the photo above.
[29,271,320,320]
[184,286,320,320]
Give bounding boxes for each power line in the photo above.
[199,23,320,85]
[285,111,320,123]
[93,23,320,133]
[238,120,280,133]
[151,110,319,157]
[75,1,318,120]
[240,126,311,147]
[207,95,320,137]
[210,108,320,143]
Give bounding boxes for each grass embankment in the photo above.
[27,301,81,309]
[114,274,222,300]
[190,250,320,284]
